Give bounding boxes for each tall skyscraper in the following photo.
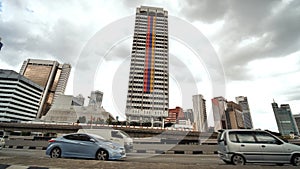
[236,96,253,129]
[20,59,71,118]
[212,96,227,131]
[192,94,208,132]
[0,69,43,121]
[125,6,169,126]
[272,100,299,135]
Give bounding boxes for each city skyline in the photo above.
[0,1,300,132]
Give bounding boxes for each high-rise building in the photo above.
[192,94,208,132]
[20,59,71,118]
[88,90,103,108]
[125,6,169,126]
[236,96,253,129]
[0,69,43,121]
[293,114,300,134]
[226,101,245,129]
[212,96,227,131]
[272,101,299,135]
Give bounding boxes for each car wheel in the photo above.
[96,149,109,161]
[232,154,245,165]
[291,154,300,166]
[50,147,61,158]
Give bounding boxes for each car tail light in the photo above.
[48,139,55,143]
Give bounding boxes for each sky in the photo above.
[0,0,300,132]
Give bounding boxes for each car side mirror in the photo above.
[90,138,96,142]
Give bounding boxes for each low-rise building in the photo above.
[42,95,112,124]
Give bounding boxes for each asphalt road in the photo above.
[0,149,298,169]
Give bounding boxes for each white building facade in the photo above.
[125,6,169,126]
[0,69,43,122]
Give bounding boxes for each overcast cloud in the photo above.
[1,0,300,132]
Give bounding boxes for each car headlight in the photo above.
[107,143,117,149]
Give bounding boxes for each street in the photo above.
[0,149,298,169]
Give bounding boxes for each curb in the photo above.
[134,149,218,155]
[4,145,47,150]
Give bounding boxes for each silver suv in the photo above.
[217,129,300,166]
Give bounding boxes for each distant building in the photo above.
[42,95,112,124]
[236,96,253,129]
[88,90,103,108]
[125,6,169,126]
[75,94,85,106]
[212,96,227,131]
[165,107,184,124]
[184,109,194,123]
[192,94,208,132]
[226,101,245,129]
[293,114,300,134]
[20,59,71,118]
[0,69,43,122]
[272,101,299,136]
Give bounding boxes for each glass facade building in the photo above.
[125,6,169,126]
[236,96,253,129]
[272,101,299,136]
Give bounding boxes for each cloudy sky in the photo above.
[1,0,300,132]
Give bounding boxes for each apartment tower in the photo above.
[125,6,169,126]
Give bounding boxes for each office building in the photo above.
[125,6,169,126]
[236,96,253,129]
[212,96,227,131]
[192,94,208,132]
[165,106,184,124]
[184,109,194,123]
[272,101,299,135]
[20,59,71,118]
[88,90,103,108]
[226,101,245,129]
[293,114,300,134]
[0,69,43,121]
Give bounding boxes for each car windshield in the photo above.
[119,130,130,138]
[88,134,106,142]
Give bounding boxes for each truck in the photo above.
[77,128,133,153]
